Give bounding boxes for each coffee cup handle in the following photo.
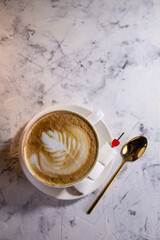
[87,109,104,126]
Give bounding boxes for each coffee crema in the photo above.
[23,110,98,186]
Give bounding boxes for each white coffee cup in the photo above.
[19,106,104,188]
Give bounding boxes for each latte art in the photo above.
[31,127,90,174]
[23,111,98,186]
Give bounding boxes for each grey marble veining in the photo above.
[0,0,160,239]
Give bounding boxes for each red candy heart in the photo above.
[112,139,120,147]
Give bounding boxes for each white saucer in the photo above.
[19,104,113,200]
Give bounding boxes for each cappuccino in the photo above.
[23,111,99,187]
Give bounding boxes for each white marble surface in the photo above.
[0,0,160,239]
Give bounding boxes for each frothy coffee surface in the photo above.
[23,111,98,186]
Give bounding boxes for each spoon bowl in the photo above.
[121,136,148,162]
[87,136,148,214]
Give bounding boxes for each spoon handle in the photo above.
[87,160,126,214]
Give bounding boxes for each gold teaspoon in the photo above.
[87,136,148,214]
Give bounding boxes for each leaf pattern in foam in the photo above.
[41,130,78,161]
[30,128,90,175]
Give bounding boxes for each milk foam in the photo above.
[30,127,91,175]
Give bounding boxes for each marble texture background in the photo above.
[0,0,160,239]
